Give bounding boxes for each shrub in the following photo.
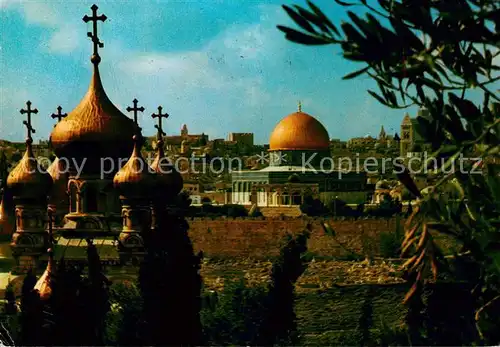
[379,231,402,258]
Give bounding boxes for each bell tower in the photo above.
[8,101,53,272]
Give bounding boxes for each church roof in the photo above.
[150,119,183,200]
[113,135,156,198]
[47,157,69,206]
[7,137,53,199]
[49,5,138,173]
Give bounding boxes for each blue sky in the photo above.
[1,0,424,144]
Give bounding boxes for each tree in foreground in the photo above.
[277,0,499,344]
[200,230,310,346]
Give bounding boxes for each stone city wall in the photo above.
[186,216,401,259]
[186,216,457,259]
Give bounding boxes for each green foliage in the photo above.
[366,195,402,217]
[200,279,270,346]
[380,231,402,258]
[4,280,17,315]
[105,281,143,346]
[138,212,202,346]
[380,215,404,258]
[279,0,500,344]
[300,195,329,216]
[201,231,310,346]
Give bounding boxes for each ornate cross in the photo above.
[20,100,38,140]
[51,106,67,125]
[126,98,145,129]
[152,106,168,137]
[82,4,107,62]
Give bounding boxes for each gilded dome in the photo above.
[49,66,138,174]
[151,139,183,200]
[7,138,53,199]
[113,136,156,199]
[47,157,69,206]
[34,249,54,301]
[269,111,330,151]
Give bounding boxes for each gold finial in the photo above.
[298,101,302,112]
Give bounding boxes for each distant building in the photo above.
[347,136,377,150]
[228,133,254,147]
[231,103,367,206]
[400,108,431,157]
[330,138,346,150]
[148,124,207,149]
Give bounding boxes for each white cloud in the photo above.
[0,0,15,9]
[46,24,81,53]
[19,1,58,26]
[3,1,82,54]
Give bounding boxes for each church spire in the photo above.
[379,125,386,139]
[49,5,137,176]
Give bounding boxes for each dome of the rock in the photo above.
[269,111,330,151]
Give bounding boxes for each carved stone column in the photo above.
[117,197,151,266]
[10,202,50,272]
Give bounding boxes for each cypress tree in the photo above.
[138,210,202,346]
[18,269,43,346]
[4,279,17,315]
[260,230,310,346]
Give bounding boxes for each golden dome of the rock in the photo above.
[7,138,53,199]
[269,110,330,151]
[113,136,156,198]
[49,66,138,173]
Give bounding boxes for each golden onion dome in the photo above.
[151,138,183,200]
[34,248,54,301]
[113,135,156,198]
[269,109,330,151]
[7,138,53,199]
[47,157,69,206]
[49,65,138,174]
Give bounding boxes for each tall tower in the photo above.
[49,4,138,228]
[47,106,69,226]
[181,124,188,137]
[400,113,413,157]
[378,125,387,140]
[150,106,183,217]
[8,101,53,272]
[114,132,156,265]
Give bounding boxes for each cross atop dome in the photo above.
[127,98,145,132]
[152,106,169,140]
[51,106,67,126]
[83,4,107,65]
[50,4,138,176]
[20,100,37,141]
[298,101,302,112]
